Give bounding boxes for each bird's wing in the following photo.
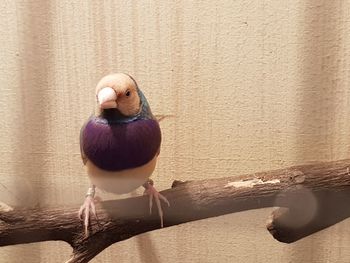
[79,119,89,165]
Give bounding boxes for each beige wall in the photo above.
[1,0,350,262]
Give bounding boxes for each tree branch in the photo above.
[1,159,350,262]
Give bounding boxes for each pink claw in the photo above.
[78,196,98,236]
[144,182,170,228]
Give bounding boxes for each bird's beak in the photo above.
[97,87,117,109]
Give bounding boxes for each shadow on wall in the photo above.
[296,0,339,162]
[12,0,52,262]
[293,0,340,262]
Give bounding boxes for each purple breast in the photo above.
[82,118,161,171]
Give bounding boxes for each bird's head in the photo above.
[95,73,141,117]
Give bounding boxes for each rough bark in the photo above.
[0,159,350,263]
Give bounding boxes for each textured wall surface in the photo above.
[1,0,350,262]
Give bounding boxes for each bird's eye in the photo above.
[125,90,131,97]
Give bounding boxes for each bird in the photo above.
[78,73,169,235]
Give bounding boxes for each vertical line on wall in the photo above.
[171,0,183,179]
[292,0,340,261]
[296,0,338,162]
[131,1,140,74]
[170,0,185,260]
[13,0,53,261]
[91,1,110,75]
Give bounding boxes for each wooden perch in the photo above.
[1,159,350,263]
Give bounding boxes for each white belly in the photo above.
[86,155,158,194]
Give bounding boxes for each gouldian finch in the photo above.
[79,73,169,234]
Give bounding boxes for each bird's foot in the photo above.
[78,187,98,237]
[143,179,170,228]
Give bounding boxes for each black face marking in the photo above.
[101,108,126,120]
